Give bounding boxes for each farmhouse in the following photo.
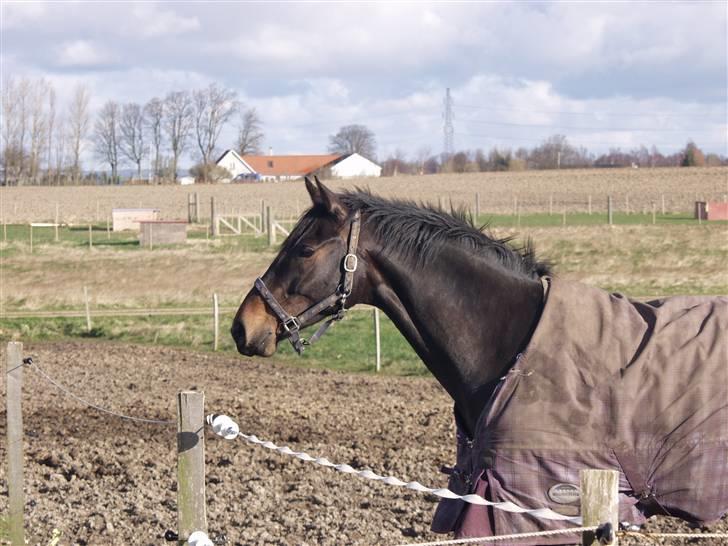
[215,149,381,182]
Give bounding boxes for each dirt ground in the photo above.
[0,341,726,545]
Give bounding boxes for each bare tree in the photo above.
[415,146,431,175]
[93,101,121,183]
[192,83,237,182]
[119,103,146,179]
[163,90,193,182]
[236,107,264,156]
[54,115,67,184]
[46,85,56,183]
[1,76,21,184]
[144,97,164,180]
[328,124,376,160]
[28,79,50,183]
[68,84,91,183]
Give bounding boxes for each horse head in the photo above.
[231,177,368,357]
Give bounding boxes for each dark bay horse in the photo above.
[232,178,728,544]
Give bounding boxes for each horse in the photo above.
[232,178,728,545]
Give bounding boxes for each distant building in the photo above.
[215,149,381,182]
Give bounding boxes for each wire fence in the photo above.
[7,350,728,545]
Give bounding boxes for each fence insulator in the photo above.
[188,530,213,546]
[206,414,239,440]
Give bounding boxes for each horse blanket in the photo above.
[432,277,728,545]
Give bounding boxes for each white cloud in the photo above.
[0,2,46,29]
[57,40,115,68]
[130,3,200,38]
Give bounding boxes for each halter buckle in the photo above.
[343,253,358,272]
[282,316,301,333]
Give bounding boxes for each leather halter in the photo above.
[254,210,361,354]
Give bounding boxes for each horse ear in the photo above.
[304,177,319,205]
[315,177,347,221]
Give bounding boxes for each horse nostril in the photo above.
[231,319,246,347]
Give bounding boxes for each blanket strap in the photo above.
[613,449,671,517]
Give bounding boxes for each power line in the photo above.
[457,102,725,120]
[459,117,724,133]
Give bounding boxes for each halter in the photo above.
[254,210,361,354]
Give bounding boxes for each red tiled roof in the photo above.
[242,154,343,176]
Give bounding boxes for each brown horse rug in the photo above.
[432,277,728,545]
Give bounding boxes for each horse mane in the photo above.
[338,190,551,278]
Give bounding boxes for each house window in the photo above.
[267,160,274,168]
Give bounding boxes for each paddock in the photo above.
[2,341,726,545]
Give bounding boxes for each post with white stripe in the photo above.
[373,308,381,372]
[177,391,207,545]
[580,469,619,546]
[6,342,25,546]
[212,293,219,351]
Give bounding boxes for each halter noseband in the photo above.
[254,210,362,354]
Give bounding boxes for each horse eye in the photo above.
[299,246,315,258]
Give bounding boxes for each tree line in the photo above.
[380,135,726,176]
[2,76,724,186]
[1,77,264,185]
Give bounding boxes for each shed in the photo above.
[138,220,188,247]
[112,208,160,231]
[696,201,728,221]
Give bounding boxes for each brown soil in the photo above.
[1,341,725,545]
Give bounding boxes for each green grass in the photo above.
[0,310,427,377]
[0,224,276,260]
[0,514,7,542]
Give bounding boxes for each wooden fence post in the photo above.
[83,286,92,332]
[212,293,219,351]
[210,197,217,237]
[580,469,619,546]
[588,195,592,215]
[176,391,207,545]
[29,224,33,253]
[55,204,60,242]
[88,224,93,249]
[607,196,613,226]
[6,341,25,546]
[661,194,666,215]
[652,202,656,225]
[195,192,200,223]
[549,194,553,216]
[267,206,275,246]
[260,200,266,234]
[373,308,381,373]
[474,192,480,220]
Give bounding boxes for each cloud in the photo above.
[56,40,117,68]
[1,1,725,164]
[0,2,46,29]
[130,4,200,38]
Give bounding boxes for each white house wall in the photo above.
[217,150,255,178]
[331,154,382,178]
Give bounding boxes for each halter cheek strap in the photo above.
[254,210,362,354]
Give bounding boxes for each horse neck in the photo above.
[365,243,544,436]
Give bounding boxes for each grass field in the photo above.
[1,197,726,376]
[2,168,726,376]
[1,167,727,223]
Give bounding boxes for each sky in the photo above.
[1,0,727,169]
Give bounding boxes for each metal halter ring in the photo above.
[282,316,301,333]
[343,253,358,273]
